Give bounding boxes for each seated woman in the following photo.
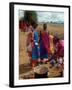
[53,33,60,58]
[53,33,59,45]
[55,39,64,58]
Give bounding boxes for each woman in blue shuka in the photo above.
[32,23,39,68]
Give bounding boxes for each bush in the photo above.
[24,11,38,26]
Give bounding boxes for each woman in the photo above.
[32,23,39,68]
[57,39,64,57]
[49,34,54,55]
[26,25,33,65]
[54,39,64,58]
[40,23,50,63]
[53,33,59,45]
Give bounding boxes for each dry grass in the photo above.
[37,23,64,39]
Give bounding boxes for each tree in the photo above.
[24,11,38,26]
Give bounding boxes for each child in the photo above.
[32,23,39,69]
[40,23,50,63]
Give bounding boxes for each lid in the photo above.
[34,65,48,74]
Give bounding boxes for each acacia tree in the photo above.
[24,11,38,26]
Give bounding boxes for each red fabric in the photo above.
[55,42,64,58]
[19,21,27,31]
[32,59,38,67]
[57,42,64,57]
[41,32,50,54]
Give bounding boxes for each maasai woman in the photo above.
[53,33,60,58]
[40,23,50,63]
[19,20,27,32]
[32,23,39,68]
[54,39,64,58]
[53,33,59,45]
[49,34,54,55]
[26,25,33,65]
[57,40,64,57]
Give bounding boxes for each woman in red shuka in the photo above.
[19,20,27,32]
[40,23,50,63]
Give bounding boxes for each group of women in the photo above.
[26,22,64,70]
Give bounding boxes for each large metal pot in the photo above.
[34,65,48,78]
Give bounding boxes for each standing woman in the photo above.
[49,34,54,55]
[32,23,39,69]
[40,23,50,63]
[26,25,33,65]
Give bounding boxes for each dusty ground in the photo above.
[19,23,64,79]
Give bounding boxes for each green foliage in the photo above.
[24,11,38,25]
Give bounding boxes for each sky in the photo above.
[19,10,64,23]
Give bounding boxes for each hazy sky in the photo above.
[19,10,64,23]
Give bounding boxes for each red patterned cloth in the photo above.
[19,21,27,31]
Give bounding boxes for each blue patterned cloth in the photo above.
[32,31,39,59]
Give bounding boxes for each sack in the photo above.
[27,43,32,52]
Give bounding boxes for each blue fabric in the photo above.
[40,41,48,59]
[34,31,39,43]
[32,31,39,59]
[32,45,39,59]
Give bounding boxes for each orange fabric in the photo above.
[32,59,38,67]
[49,35,54,54]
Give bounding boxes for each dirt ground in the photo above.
[19,23,64,79]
